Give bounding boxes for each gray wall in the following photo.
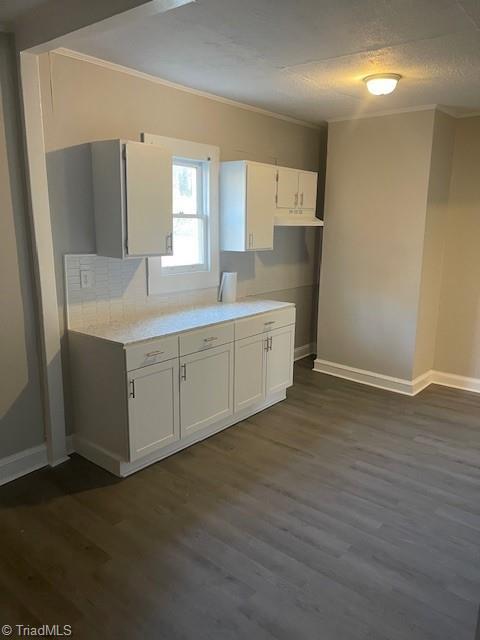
[317,110,436,380]
[413,110,455,378]
[0,33,45,457]
[435,116,480,378]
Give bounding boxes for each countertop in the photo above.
[69,299,295,346]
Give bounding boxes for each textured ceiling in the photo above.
[48,0,480,122]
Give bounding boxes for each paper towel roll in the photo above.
[218,272,237,303]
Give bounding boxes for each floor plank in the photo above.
[1,357,479,639]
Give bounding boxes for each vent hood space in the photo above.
[274,214,324,227]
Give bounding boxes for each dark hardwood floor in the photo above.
[1,357,480,640]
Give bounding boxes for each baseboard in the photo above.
[294,343,316,361]
[313,358,480,397]
[313,358,423,395]
[0,443,48,486]
[431,371,480,394]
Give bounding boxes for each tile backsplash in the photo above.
[65,254,218,330]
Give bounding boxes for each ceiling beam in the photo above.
[15,0,194,53]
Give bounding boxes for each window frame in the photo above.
[142,134,220,295]
[161,158,208,274]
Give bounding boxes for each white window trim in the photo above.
[142,133,220,295]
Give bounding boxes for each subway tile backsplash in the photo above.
[65,254,217,330]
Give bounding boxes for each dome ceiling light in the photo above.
[363,73,402,96]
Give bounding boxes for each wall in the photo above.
[316,110,436,380]
[0,34,45,458]
[413,110,455,378]
[39,51,324,346]
[435,116,480,378]
[38,51,324,431]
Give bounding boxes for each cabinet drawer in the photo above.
[126,336,178,371]
[179,322,234,356]
[235,307,296,340]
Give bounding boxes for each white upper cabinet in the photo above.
[275,168,322,227]
[220,161,276,251]
[91,140,173,259]
[298,171,318,210]
[276,167,300,209]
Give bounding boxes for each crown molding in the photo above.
[52,47,323,130]
[328,103,480,123]
[327,104,443,123]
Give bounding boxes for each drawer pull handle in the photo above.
[181,363,187,381]
[145,350,165,357]
[203,336,218,343]
[264,321,275,326]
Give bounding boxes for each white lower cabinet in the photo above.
[234,333,267,412]
[235,323,295,412]
[180,343,234,437]
[69,305,295,477]
[266,325,295,395]
[128,358,180,461]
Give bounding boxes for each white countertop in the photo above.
[69,299,294,346]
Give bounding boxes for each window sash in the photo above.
[161,213,209,274]
[172,158,204,217]
[162,158,209,273]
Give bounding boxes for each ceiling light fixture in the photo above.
[363,73,401,96]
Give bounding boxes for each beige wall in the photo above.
[435,116,480,378]
[317,110,436,380]
[413,111,455,377]
[39,51,324,348]
[0,34,44,457]
[38,51,324,431]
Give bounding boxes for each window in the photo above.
[161,159,208,272]
[143,134,220,295]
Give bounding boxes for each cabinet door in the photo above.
[266,325,295,395]
[125,141,172,256]
[246,163,276,250]
[180,343,234,437]
[234,333,267,413]
[128,359,180,461]
[276,167,299,209]
[298,171,318,210]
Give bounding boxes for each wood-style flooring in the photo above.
[1,357,480,640]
